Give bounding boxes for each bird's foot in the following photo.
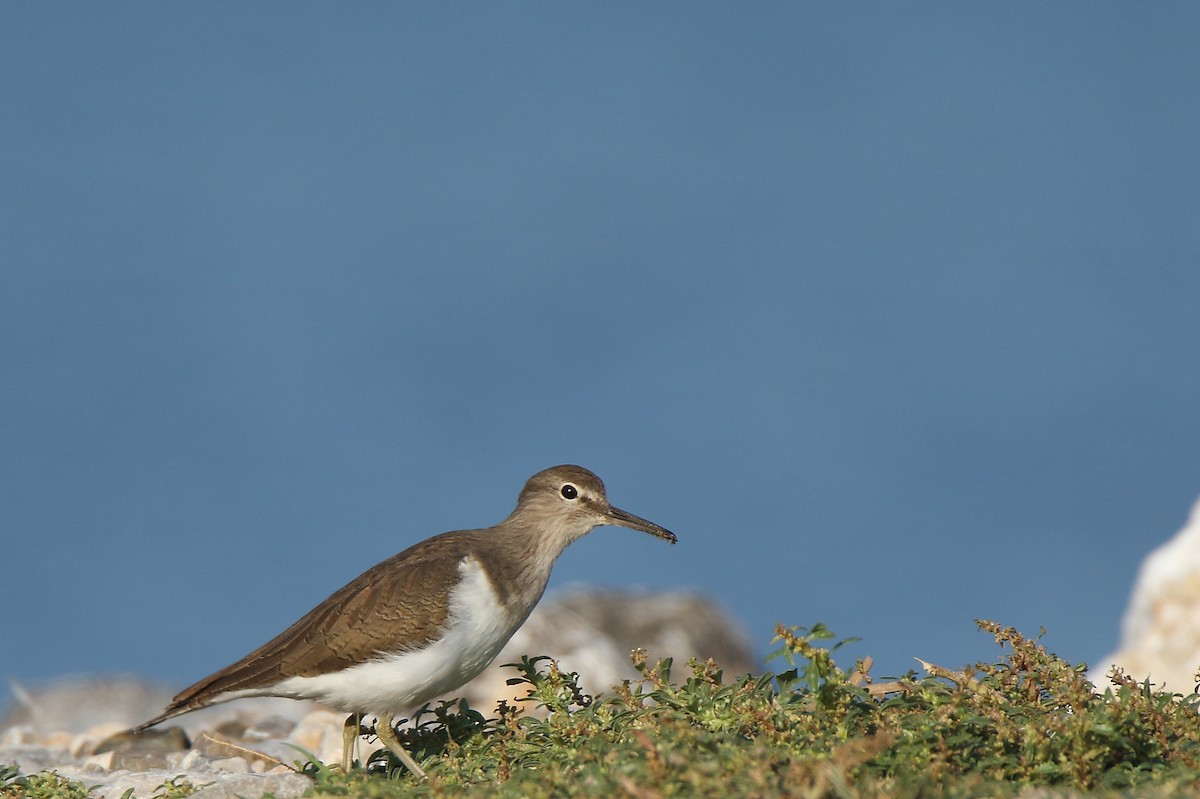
[373,713,428,779]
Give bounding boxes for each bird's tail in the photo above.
[128,704,192,734]
[128,691,236,735]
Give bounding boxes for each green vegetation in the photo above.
[7,620,1200,797]
[0,767,198,799]
[139,776,199,799]
[302,620,1200,798]
[0,765,90,799]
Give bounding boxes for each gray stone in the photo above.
[0,745,72,776]
[186,772,311,799]
[94,725,188,758]
[90,769,207,799]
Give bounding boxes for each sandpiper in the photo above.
[133,464,677,777]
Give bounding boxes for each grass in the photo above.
[0,766,198,799]
[0,765,91,799]
[7,620,1200,797]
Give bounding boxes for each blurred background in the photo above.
[3,4,1198,709]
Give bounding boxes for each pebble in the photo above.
[0,709,344,798]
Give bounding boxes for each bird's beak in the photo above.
[605,505,678,544]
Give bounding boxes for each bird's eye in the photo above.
[561,484,579,500]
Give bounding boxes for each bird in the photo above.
[132,464,677,777]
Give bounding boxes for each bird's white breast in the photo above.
[267,555,526,716]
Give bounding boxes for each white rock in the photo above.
[284,708,390,767]
[178,748,205,769]
[447,588,754,713]
[0,725,33,746]
[1094,496,1200,692]
[70,721,127,758]
[83,750,116,771]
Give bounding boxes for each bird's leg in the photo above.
[341,713,361,771]
[374,713,428,779]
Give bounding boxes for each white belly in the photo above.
[267,556,529,716]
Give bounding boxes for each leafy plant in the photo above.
[148,775,200,798]
[14,618,1200,798]
[306,619,1200,798]
[0,766,91,799]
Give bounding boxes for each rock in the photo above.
[237,714,298,742]
[286,708,365,766]
[192,731,287,771]
[40,730,72,750]
[71,722,129,758]
[1,677,175,734]
[82,750,116,771]
[108,749,172,772]
[93,724,189,770]
[554,589,756,673]
[186,771,311,799]
[0,677,316,739]
[0,726,33,746]
[0,744,72,776]
[448,588,756,712]
[88,768,310,799]
[209,756,250,773]
[0,752,314,799]
[85,770,190,799]
[1094,496,1200,692]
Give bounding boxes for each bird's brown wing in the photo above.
[141,531,479,725]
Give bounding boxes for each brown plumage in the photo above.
[136,532,470,729]
[132,464,677,775]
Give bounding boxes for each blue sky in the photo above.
[3,4,1199,704]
